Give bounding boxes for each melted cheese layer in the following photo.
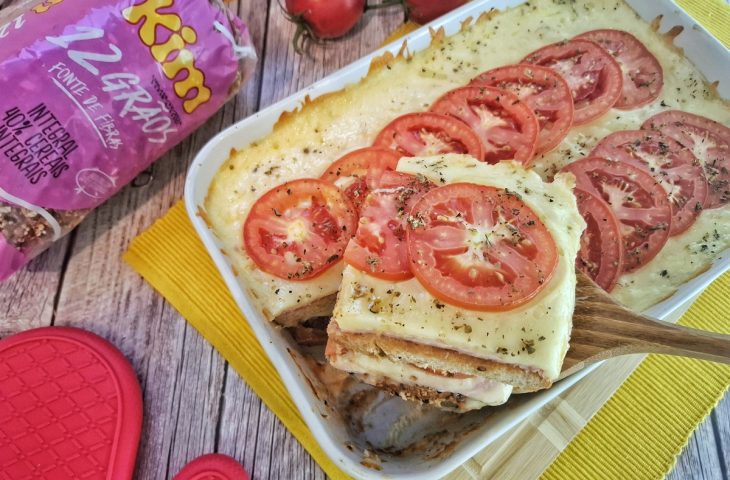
[332,156,585,381]
[205,0,730,320]
[331,350,513,409]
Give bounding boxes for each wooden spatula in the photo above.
[559,271,730,380]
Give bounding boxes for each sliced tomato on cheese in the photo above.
[320,147,401,214]
[406,183,558,311]
[472,64,574,154]
[642,110,730,209]
[562,157,671,273]
[373,112,484,160]
[344,172,434,280]
[576,29,663,109]
[590,130,708,236]
[573,187,623,291]
[430,86,540,165]
[522,39,623,125]
[244,179,357,280]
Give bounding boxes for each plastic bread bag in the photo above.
[0,0,257,280]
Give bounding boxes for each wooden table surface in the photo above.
[1,1,728,478]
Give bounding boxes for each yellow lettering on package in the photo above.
[123,0,211,114]
[33,0,64,14]
[123,0,180,47]
[161,50,211,113]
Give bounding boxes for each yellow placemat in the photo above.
[124,2,730,478]
[124,203,729,480]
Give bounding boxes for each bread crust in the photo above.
[327,321,550,393]
[274,293,337,327]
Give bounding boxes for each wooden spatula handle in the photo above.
[562,272,730,379]
[620,316,730,364]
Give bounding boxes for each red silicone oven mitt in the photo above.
[173,453,250,480]
[0,326,143,480]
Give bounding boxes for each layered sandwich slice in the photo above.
[326,155,585,410]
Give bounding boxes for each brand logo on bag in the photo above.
[123,0,211,114]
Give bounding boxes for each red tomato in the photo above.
[320,147,401,214]
[522,39,623,125]
[243,179,357,280]
[561,157,671,273]
[642,110,730,209]
[430,86,540,165]
[406,183,558,311]
[373,112,484,160]
[590,130,708,236]
[284,0,365,40]
[344,172,434,280]
[405,0,468,24]
[576,29,663,109]
[573,188,623,292]
[472,64,574,154]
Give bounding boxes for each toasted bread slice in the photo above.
[328,322,543,395]
[326,329,513,411]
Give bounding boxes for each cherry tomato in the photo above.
[576,29,663,109]
[590,130,708,236]
[344,172,434,280]
[642,110,730,209]
[404,0,468,24]
[244,179,357,280]
[284,0,365,52]
[406,183,558,311]
[522,39,623,125]
[562,157,671,273]
[430,86,540,165]
[373,112,484,160]
[320,147,401,214]
[573,187,623,291]
[472,64,574,154]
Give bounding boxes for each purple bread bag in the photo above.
[0,0,256,280]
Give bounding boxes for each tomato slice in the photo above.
[243,179,357,281]
[590,130,708,236]
[573,187,623,292]
[642,110,730,209]
[373,112,484,160]
[430,86,539,165]
[576,29,663,109]
[406,183,558,311]
[522,39,623,125]
[561,157,671,273]
[320,147,401,214]
[344,172,434,280]
[472,64,574,154]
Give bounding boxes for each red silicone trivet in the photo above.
[0,326,143,480]
[173,453,250,480]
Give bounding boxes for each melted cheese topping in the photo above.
[331,350,513,409]
[205,0,730,320]
[333,156,584,381]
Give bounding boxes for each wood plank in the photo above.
[711,394,730,479]
[667,398,726,480]
[0,236,70,336]
[258,3,407,108]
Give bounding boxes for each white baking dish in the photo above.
[184,1,730,478]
